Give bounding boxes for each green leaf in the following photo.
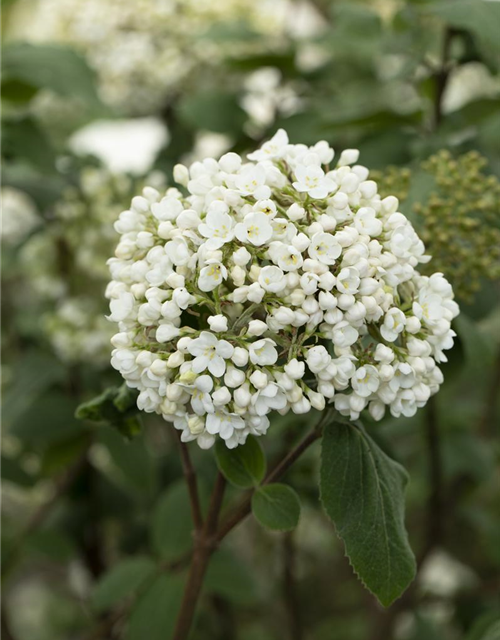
[204,549,259,605]
[91,556,156,613]
[466,612,500,640]
[151,481,193,561]
[1,455,35,487]
[25,530,76,564]
[178,90,246,135]
[251,483,301,532]
[2,351,66,428]
[426,1,500,54]
[39,433,90,476]
[75,385,141,439]
[1,78,38,105]
[10,392,86,448]
[399,170,436,224]
[1,43,102,106]
[1,163,65,209]
[125,574,185,640]
[2,115,56,170]
[99,428,156,496]
[215,435,266,489]
[320,421,416,607]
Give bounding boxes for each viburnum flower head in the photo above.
[106,129,459,449]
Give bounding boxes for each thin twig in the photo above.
[216,421,325,543]
[172,472,226,640]
[171,411,330,640]
[433,27,456,129]
[176,431,204,532]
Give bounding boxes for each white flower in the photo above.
[351,365,380,397]
[332,321,359,347]
[247,128,289,162]
[272,244,303,271]
[234,165,270,199]
[381,308,406,342]
[284,358,305,380]
[235,212,273,246]
[249,339,278,365]
[108,291,135,322]
[232,247,251,266]
[206,410,245,440]
[207,314,228,332]
[293,165,336,199]
[354,208,382,237]
[258,266,286,293]
[254,199,277,218]
[308,232,342,265]
[187,331,234,377]
[336,268,360,294]
[306,346,330,373]
[248,320,268,336]
[165,237,191,266]
[252,383,287,416]
[199,208,234,249]
[156,323,180,343]
[198,261,227,292]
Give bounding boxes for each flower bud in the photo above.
[208,314,228,332]
[284,358,305,380]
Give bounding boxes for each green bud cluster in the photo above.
[416,150,500,302]
[374,151,500,302]
[370,166,412,204]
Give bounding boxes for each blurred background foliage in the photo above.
[1,0,500,639]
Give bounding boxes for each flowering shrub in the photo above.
[107,129,459,449]
[8,0,298,115]
[18,167,165,365]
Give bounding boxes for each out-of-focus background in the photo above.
[1,0,500,639]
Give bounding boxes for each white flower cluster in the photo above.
[107,129,459,449]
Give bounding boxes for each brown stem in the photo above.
[433,28,455,130]
[176,431,203,532]
[283,532,303,640]
[171,411,330,640]
[172,472,226,640]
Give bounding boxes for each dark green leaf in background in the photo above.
[204,548,259,605]
[320,421,416,607]
[2,43,102,106]
[98,428,156,496]
[251,483,301,532]
[215,435,266,489]
[151,481,193,561]
[426,1,500,55]
[125,573,185,640]
[91,556,156,613]
[1,455,36,487]
[178,90,246,135]
[10,393,86,448]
